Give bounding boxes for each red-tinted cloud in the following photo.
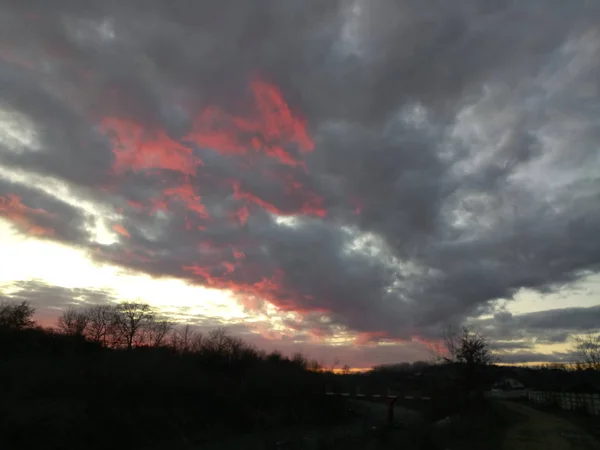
[182,262,332,318]
[354,331,388,345]
[102,117,203,177]
[112,224,130,238]
[0,194,54,236]
[186,79,314,168]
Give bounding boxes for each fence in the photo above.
[487,390,600,416]
[324,389,431,426]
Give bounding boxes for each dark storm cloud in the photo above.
[496,351,577,365]
[1,280,115,309]
[0,177,92,244]
[474,306,600,350]
[1,0,599,342]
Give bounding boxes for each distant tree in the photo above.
[574,333,600,370]
[435,325,494,398]
[57,307,90,337]
[224,335,246,362]
[170,325,202,353]
[267,350,284,364]
[0,301,35,331]
[113,301,155,350]
[341,364,351,375]
[307,359,322,372]
[291,352,308,369]
[146,318,174,347]
[203,328,230,354]
[85,304,117,347]
[331,357,340,372]
[438,326,494,366]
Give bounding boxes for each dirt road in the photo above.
[502,401,600,450]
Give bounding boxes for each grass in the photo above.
[213,397,521,450]
[514,399,600,441]
[426,399,519,450]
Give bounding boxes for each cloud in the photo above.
[1,280,115,308]
[0,0,599,345]
[0,279,117,326]
[473,305,600,354]
[496,351,577,365]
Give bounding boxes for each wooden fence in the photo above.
[324,389,431,425]
[486,390,600,416]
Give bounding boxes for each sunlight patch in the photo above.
[0,107,41,153]
[273,214,301,228]
[0,166,128,245]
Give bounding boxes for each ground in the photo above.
[197,399,600,449]
[501,401,600,450]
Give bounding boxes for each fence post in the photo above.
[388,396,398,427]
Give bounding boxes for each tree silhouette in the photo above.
[85,304,117,347]
[146,318,173,347]
[0,301,35,331]
[574,333,600,370]
[113,301,155,350]
[58,308,90,337]
[436,325,494,399]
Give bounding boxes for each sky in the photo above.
[0,0,599,369]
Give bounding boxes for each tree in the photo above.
[146,318,173,347]
[57,308,90,337]
[307,359,322,372]
[440,326,493,366]
[291,352,308,369]
[435,325,494,398]
[203,328,230,354]
[0,301,35,331]
[113,302,155,350]
[85,304,117,347]
[574,333,600,370]
[170,325,202,354]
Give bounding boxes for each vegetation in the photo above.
[574,333,600,371]
[1,300,597,449]
[0,300,350,450]
[432,325,495,402]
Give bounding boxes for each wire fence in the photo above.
[486,389,600,416]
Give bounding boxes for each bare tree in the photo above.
[204,328,230,354]
[331,358,340,372]
[291,352,308,369]
[146,318,174,347]
[434,325,494,398]
[57,308,90,337]
[437,325,493,366]
[225,335,246,362]
[307,359,322,372]
[0,301,35,330]
[170,325,203,354]
[85,304,117,347]
[574,333,600,370]
[113,302,155,350]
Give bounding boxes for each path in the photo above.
[501,401,600,450]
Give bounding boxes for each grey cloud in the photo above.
[496,351,577,365]
[0,177,92,244]
[474,305,600,347]
[488,341,534,351]
[0,0,599,347]
[1,280,115,307]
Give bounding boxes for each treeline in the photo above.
[0,300,347,450]
[1,300,324,371]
